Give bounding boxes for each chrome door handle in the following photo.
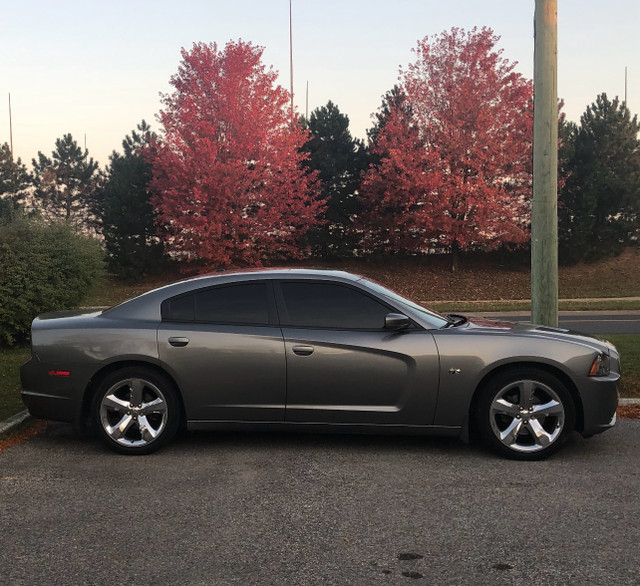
[168,337,190,347]
[292,345,314,356]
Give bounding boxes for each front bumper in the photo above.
[578,373,619,436]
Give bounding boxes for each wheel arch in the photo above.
[468,361,585,436]
[80,360,186,429]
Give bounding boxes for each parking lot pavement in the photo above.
[1,422,639,585]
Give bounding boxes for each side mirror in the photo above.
[385,313,411,330]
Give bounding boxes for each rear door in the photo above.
[158,281,286,422]
[276,280,440,425]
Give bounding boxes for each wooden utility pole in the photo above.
[532,0,558,326]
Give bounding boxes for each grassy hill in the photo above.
[89,247,640,310]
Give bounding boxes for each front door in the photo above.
[276,281,440,425]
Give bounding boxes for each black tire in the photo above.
[475,368,576,461]
[92,367,181,455]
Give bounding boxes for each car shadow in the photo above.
[23,419,618,463]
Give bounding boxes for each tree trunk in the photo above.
[451,241,459,272]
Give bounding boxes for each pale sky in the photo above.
[2,0,638,167]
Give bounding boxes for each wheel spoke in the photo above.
[129,379,145,406]
[532,399,563,419]
[499,418,524,446]
[527,418,555,448]
[138,415,159,442]
[492,398,520,417]
[140,397,166,416]
[518,380,536,409]
[107,414,135,440]
[102,393,129,413]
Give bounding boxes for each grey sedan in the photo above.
[21,269,619,459]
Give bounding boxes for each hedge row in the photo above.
[0,219,105,346]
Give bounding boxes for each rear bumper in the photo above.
[20,355,89,424]
[578,374,619,436]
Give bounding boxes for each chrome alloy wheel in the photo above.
[489,379,566,454]
[99,377,168,448]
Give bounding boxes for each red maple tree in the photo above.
[149,40,323,268]
[358,93,445,253]
[362,28,533,269]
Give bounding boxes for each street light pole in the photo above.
[8,93,13,158]
[289,0,294,122]
[532,0,559,326]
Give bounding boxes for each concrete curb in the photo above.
[619,398,640,406]
[0,410,31,436]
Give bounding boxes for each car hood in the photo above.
[461,316,617,355]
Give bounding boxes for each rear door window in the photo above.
[163,282,270,325]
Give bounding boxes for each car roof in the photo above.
[186,267,361,281]
[103,268,365,321]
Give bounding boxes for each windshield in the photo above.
[358,277,452,329]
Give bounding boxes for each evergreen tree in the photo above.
[31,134,99,231]
[303,101,368,256]
[94,121,165,278]
[0,143,31,223]
[559,94,640,262]
[366,85,410,147]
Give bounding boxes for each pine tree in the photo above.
[94,121,165,278]
[31,134,99,232]
[303,101,368,256]
[0,143,31,223]
[559,94,640,262]
[366,85,410,147]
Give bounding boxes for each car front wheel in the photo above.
[475,368,576,460]
[93,367,180,455]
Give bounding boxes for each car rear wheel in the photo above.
[93,367,180,455]
[475,368,576,460]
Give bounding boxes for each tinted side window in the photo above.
[164,282,269,325]
[165,294,195,322]
[280,282,390,329]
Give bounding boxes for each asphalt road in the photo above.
[1,422,639,585]
[482,311,640,334]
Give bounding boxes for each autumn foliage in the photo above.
[360,28,533,267]
[358,91,445,252]
[150,41,323,268]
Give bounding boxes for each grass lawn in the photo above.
[606,334,640,398]
[0,347,29,421]
[429,300,640,313]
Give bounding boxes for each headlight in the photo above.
[588,353,610,377]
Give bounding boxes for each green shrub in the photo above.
[0,219,105,345]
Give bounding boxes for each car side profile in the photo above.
[21,269,619,459]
